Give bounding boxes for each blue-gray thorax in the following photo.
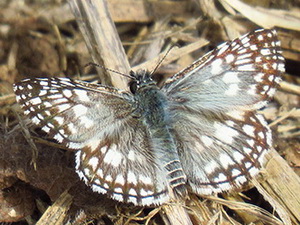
[130,70,170,129]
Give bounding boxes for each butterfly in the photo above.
[13,29,285,206]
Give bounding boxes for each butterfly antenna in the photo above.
[85,62,133,79]
[150,44,178,76]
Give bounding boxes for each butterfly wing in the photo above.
[171,110,272,195]
[162,29,285,194]
[14,78,169,205]
[163,29,284,112]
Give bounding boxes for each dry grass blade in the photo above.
[68,0,130,89]
[207,195,285,225]
[133,39,209,73]
[279,81,300,95]
[261,149,300,224]
[220,0,300,31]
[36,190,73,225]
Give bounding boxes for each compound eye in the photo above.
[129,80,138,94]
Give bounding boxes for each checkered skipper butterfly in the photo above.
[14,29,284,206]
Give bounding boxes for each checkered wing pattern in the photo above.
[13,78,169,206]
[162,29,284,194]
[14,28,284,206]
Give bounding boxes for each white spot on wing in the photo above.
[214,173,227,183]
[237,48,247,54]
[115,174,125,186]
[141,196,156,205]
[214,123,239,144]
[103,144,123,167]
[217,43,229,56]
[139,175,152,185]
[243,124,255,137]
[217,182,232,191]
[127,171,137,185]
[245,162,252,169]
[247,139,255,147]
[248,167,259,176]
[235,175,247,185]
[258,131,265,139]
[128,150,135,161]
[105,174,113,182]
[231,168,241,177]
[226,110,244,120]
[57,103,71,112]
[39,90,47,96]
[42,126,50,133]
[225,84,239,96]
[68,142,84,149]
[31,116,40,124]
[237,64,255,71]
[54,116,64,125]
[67,123,77,134]
[96,168,103,178]
[87,139,100,152]
[30,97,42,105]
[278,63,285,72]
[74,89,90,102]
[48,94,64,99]
[225,54,235,63]
[233,151,244,163]
[54,133,64,143]
[112,193,124,202]
[128,196,138,205]
[235,58,252,65]
[204,160,219,174]
[201,135,213,147]
[219,153,235,169]
[72,104,88,117]
[39,81,48,86]
[16,95,21,102]
[79,116,94,129]
[250,45,258,51]
[260,49,271,55]
[225,120,235,127]
[210,58,223,75]
[88,157,99,171]
[254,73,264,82]
[91,184,107,194]
[257,34,264,41]
[43,102,52,108]
[222,72,240,83]
[63,89,73,98]
[129,188,137,196]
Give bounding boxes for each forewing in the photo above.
[162,29,284,112]
[13,78,169,205]
[14,78,133,149]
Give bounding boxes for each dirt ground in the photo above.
[0,0,299,224]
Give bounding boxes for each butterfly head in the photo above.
[129,69,155,94]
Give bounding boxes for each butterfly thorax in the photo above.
[131,70,170,128]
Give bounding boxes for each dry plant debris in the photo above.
[0,0,299,224]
